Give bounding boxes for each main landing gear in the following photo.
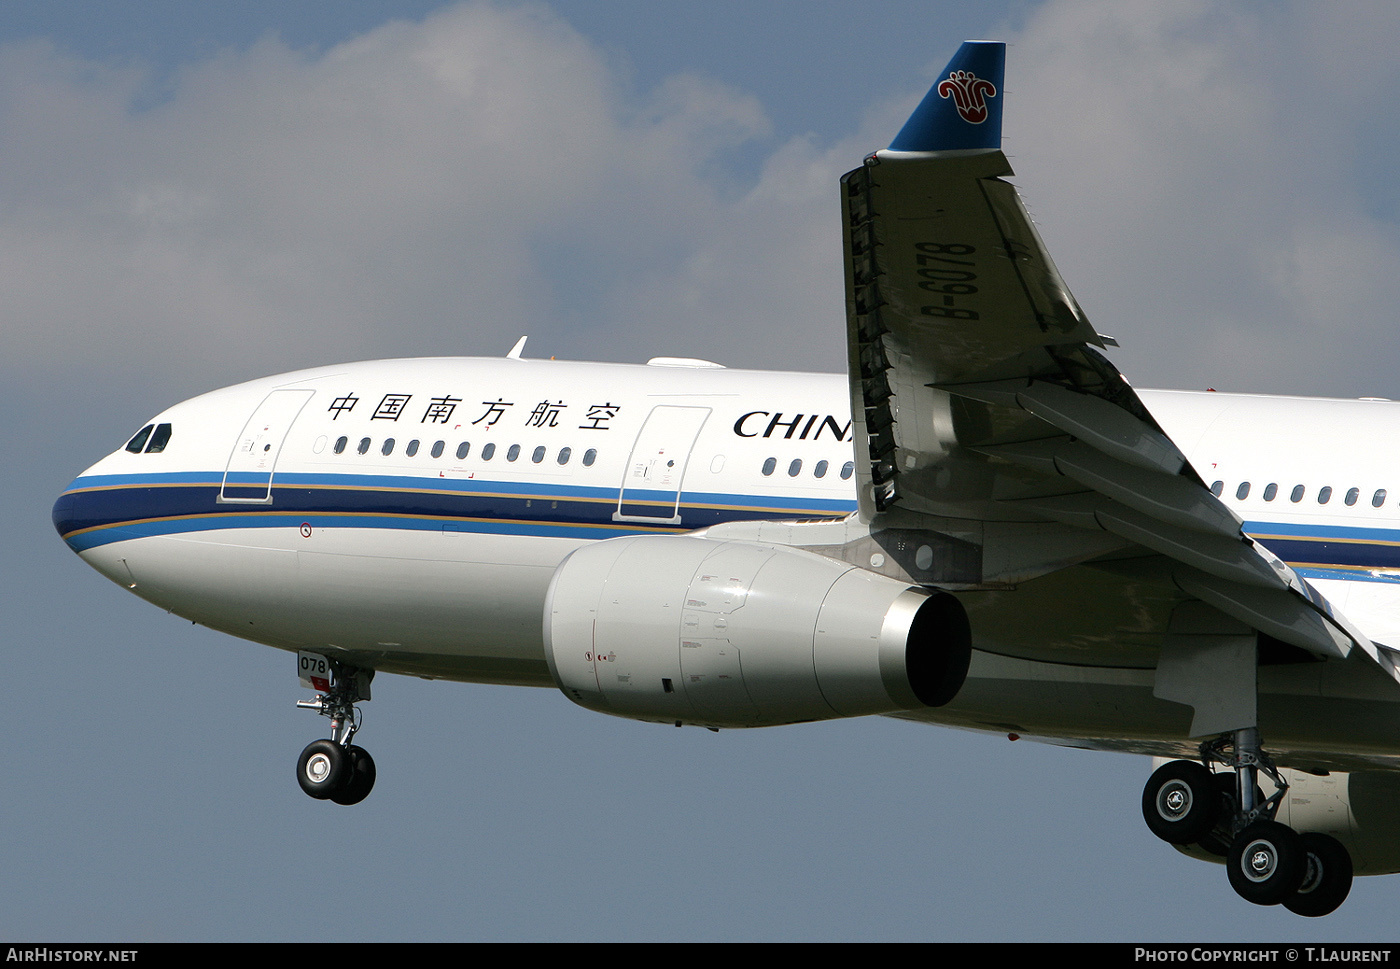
[1141,728,1353,916]
[294,651,376,806]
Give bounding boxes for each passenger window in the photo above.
[1236,482,1250,500]
[815,460,829,478]
[145,423,173,453]
[431,441,445,458]
[557,447,571,465]
[788,459,802,477]
[334,436,348,455]
[381,438,395,456]
[1262,483,1277,501]
[1290,485,1304,503]
[1375,489,1387,508]
[357,438,371,455]
[482,443,496,460]
[506,444,520,462]
[840,461,855,480]
[125,425,154,454]
[1346,488,1360,506]
[532,446,546,464]
[762,458,776,476]
[583,449,597,467]
[406,440,420,457]
[1318,486,1333,504]
[456,442,470,460]
[1210,480,1223,497]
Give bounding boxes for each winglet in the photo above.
[506,335,528,359]
[889,41,1005,152]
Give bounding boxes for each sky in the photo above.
[9,0,1400,942]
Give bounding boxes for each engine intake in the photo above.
[543,535,970,728]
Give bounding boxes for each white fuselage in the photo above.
[53,357,1400,768]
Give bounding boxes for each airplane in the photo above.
[51,40,1400,918]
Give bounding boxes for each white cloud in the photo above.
[0,2,835,394]
[6,0,1400,402]
[1004,0,1400,396]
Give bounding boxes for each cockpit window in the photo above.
[125,425,154,453]
[145,423,173,453]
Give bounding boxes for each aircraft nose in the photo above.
[53,473,100,553]
[53,452,132,555]
[52,468,147,591]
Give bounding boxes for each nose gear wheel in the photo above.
[294,657,377,805]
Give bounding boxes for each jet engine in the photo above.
[543,535,971,728]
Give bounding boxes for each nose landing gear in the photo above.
[295,651,376,805]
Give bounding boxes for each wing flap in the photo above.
[983,439,1241,536]
[1173,572,1353,659]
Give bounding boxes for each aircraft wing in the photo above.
[842,41,1399,684]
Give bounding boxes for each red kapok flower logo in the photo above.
[937,70,997,124]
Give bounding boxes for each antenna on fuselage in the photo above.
[506,336,528,360]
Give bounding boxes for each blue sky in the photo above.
[10,0,1400,941]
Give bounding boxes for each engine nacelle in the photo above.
[543,535,971,728]
[1275,769,1400,876]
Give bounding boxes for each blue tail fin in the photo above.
[888,41,1005,152]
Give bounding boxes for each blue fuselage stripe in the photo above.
[1242,518,1400,578]
[53,471,857,552]
[56,475,1400,578]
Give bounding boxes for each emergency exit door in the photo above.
[614,405,711,524]
[220,389,315,503]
